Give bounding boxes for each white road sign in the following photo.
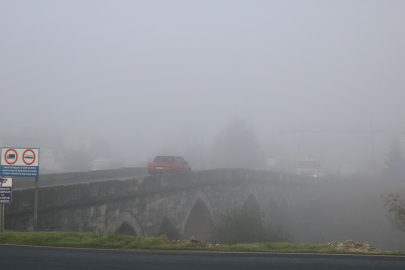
[1,148,39,166]
[0,148,39,177]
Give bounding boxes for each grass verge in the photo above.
[0,231,403,255]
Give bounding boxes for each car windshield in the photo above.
[153,156,175,163]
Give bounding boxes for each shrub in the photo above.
[209,204,291,244]
[384,193,405,232]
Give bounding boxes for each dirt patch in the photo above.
[329,240,374,251]
[159,235,220,247]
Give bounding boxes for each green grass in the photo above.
[0,231,403,255]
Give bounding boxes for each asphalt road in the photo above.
[1,244,405,270]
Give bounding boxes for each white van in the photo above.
[340,165,356,177]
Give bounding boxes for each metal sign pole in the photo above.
[0,204,3,233]
[34,177,38,231]
[1,204,3,232]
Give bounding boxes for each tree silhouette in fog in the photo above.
[385,137,404,178]
[384,193,405,234]
[212,118,263,169]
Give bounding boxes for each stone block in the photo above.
[100,204,107,216]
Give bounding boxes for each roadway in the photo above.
[1,244,404,270]
[13,168,150,190]
[13,175,149,190]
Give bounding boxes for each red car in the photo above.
[148,156,192,175]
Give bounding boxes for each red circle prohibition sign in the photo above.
[4,149,18,165]
[23,149,36,165]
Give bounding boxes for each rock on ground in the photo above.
[159,235,220,247]
[329,240,374,251]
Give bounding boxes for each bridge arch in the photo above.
[279,192,291,219]
[105,210,145,237]
[181,189,214,240]
[243,185,261,208]
[280,196,291,220]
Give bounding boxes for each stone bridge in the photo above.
[5,169,320,240]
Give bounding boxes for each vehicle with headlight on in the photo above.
[296,156,319,177]
[340,165,356,178]
[147,155,191,175]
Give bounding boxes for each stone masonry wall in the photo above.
[5,169,319,238]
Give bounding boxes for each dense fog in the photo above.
[1,1,404,169]
[1,0,405,250]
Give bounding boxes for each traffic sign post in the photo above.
[34,177,38,231]
[0,148,39,231]
[0,204,3,232]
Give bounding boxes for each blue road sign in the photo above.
[0,178,12,204]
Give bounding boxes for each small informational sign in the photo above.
[0,177,12,203]
[0,148,39,177]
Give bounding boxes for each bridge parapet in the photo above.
[12,167,147,190]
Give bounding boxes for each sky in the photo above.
[1,0,404,166]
